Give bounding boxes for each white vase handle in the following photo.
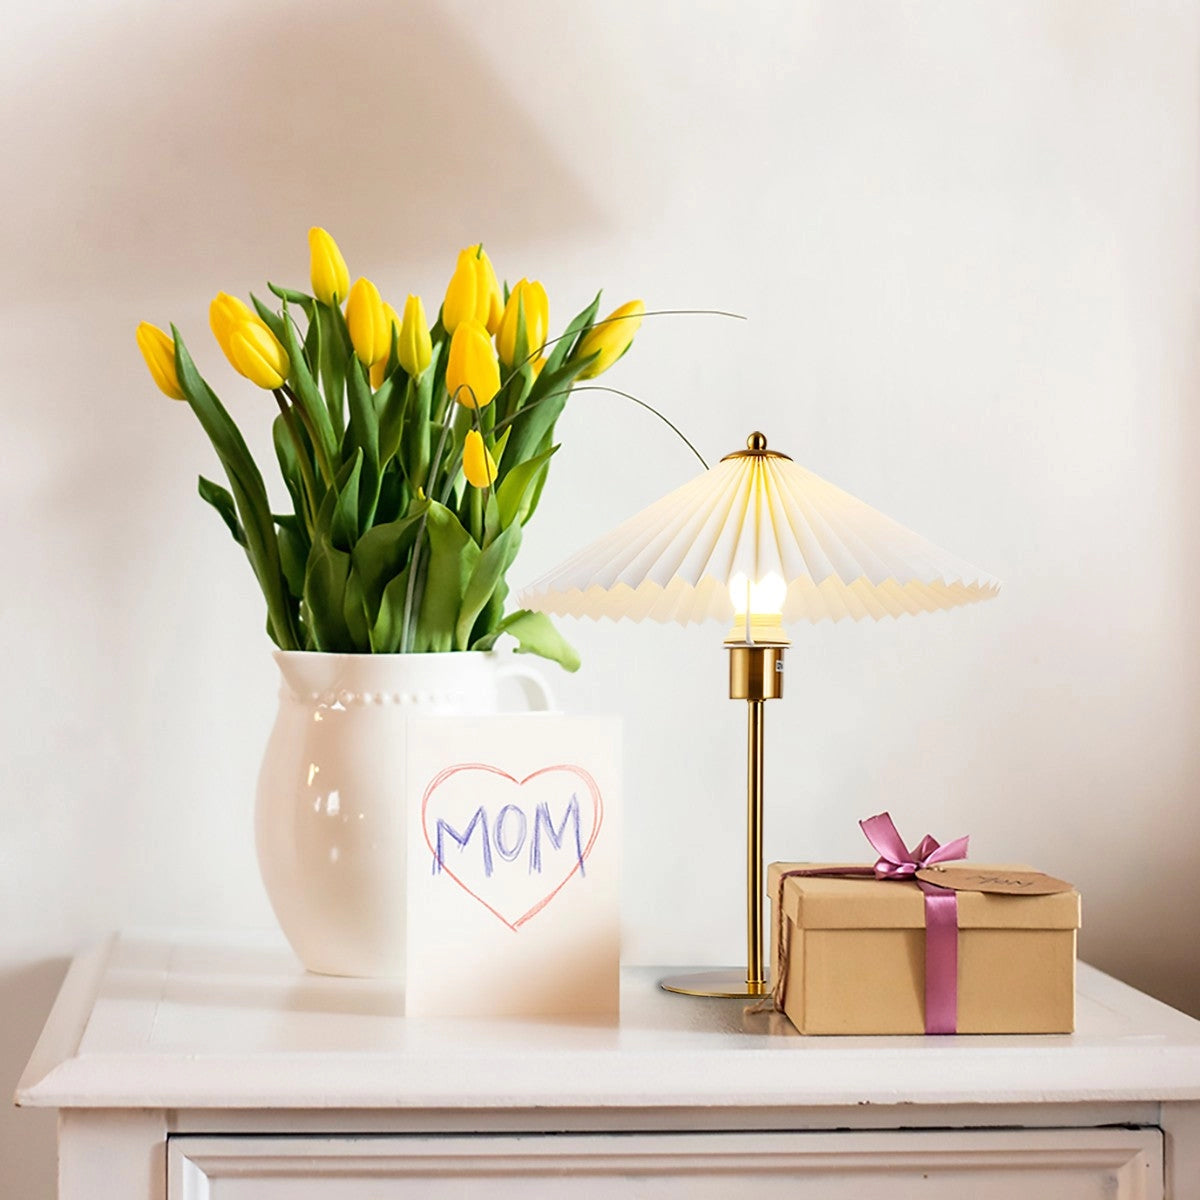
[495,660,556,712]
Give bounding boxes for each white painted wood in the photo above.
[166,1099,1164,1135]
[14,934,115,1104]
[168,1130,1162,1199]
[1163,1102,1200,1200]
[17,934,1200,1199]
[16,932,1200,1111]
[59,1110,166,1200]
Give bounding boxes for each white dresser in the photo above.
[15,932,1200,1198]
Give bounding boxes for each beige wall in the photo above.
[3,1,1198,1193]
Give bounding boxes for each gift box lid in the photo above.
[768,862,1081,931]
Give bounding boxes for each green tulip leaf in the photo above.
[496,444,559,529]
[500,354,590,469]
[351,504,426,620]
[404,340,443,490]
[197,475,246,547]
[475,609,580,672]
[372,566,413,654]
[271,413,309,528]
[413,500,478,653]
[545,291,601,376]
[277,520,308,600]
[343,566,372,651]
[303,532,353,652]
[455,523,522,650]
[378,374,409,469]
[345,359,382,529]
[374,462,408,525]
[268,281,315,317]
[330,447,363,553]
[279,304,338,472]
[172,327,300,650]
[316,302,348,442]
[522,432,557,520]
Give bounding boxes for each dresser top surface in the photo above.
[16,931,1200,1110]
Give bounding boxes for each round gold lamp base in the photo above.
[659,970,770,999]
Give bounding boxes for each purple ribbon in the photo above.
[859,812,970,1034]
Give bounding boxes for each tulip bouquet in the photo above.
[137,230,644,668]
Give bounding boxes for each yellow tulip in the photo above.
[479,248,503,333]
[398,293,432,378]
[135,322,185,400]
[495,278,549,367]
[226,320,291,389]
[575,299,645,378]
[209,292,263,359]
[368,303,396,388]
[346,277,390,367]
[445,319,500,409]
[462,429,498,488]
[531,355,547,381]
[308,226,350,306]
[442,244,503,335]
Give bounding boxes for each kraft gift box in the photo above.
[768,862,1081,1035]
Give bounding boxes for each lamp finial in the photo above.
[721,432,792,462]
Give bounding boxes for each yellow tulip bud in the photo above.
[495,278,549,367]
[462,429,498,489]
[478,247,503,334]
[442,244,503,335]
[369,304,403,388]
[530,356,547,380]
[226,320,291,389]
[209,292,259,358]
[446,319,500,409]
[308,226,350,306]
[346,277,390,367]
[398,293,432,378]
[575,299,645,378]
[135,322,185,400]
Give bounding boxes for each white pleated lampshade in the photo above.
[519,434,1000,626]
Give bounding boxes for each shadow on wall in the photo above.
[2,959,69,1197]
[4,0,605,299]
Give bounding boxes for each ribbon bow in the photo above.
[860,811,969,880]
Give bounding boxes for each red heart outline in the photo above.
[421,763,604,931]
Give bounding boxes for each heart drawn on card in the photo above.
[420,763,604,930]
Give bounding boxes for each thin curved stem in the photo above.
[570,386,709,470]
[491,385,709,471]
[506,307,747,380]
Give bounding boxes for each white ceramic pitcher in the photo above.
[256,650,555,977]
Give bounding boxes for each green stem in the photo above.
[274,390,319,532]
[282,383,336,486]
[401,511,429,653]
[469,484,483,545]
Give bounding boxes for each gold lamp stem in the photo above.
[661,638,786,999]
[746,698,766,991]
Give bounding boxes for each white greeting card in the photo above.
[404,715,620,1018]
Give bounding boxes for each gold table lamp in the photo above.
[520,432,999,998]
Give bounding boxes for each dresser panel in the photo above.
[169,1129,1162,1199]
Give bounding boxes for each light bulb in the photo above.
[728,571,787,616]
[726,571,789,645]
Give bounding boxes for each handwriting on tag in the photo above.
[916,867,1075,895]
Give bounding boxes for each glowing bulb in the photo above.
[729,571,787,616]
